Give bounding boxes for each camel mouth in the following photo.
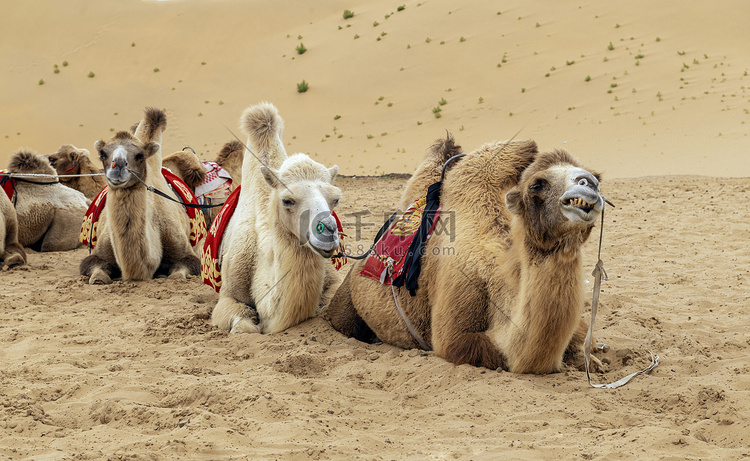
[560,192,602,223]
[562,196,595,214]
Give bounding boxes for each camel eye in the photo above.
[332,199,339,208]
[99,150,107,161]
[282,198,295,207]
[134,153,145,161]
[529,179,547,193]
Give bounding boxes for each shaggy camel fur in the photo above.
[215,140,244,187]
[0,191,26,267]
[211,102,342,334]
[48,145,106,200]
[6,149,89,251]
[80,108,201,284]
[162,149,205,190]
[325,135,606,374]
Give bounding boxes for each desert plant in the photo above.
[297,80,309,93]
[88,71,95,78]
[397,5,405,11]
[607,42,614,51]
[296,43,307,54]
[343,9,354,19]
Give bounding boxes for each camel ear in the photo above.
[505,188,523,215]
[260,166,280,188]
[94,140,106,152]
[144,142,160,158]
[328,165,339,183]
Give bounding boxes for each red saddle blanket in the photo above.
[359,196,441,285]
[200,185,347,293]
[0,171,14,203]
[80,168,207,250]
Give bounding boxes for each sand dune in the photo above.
[2,0,748,177]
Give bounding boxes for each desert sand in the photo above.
[1,0,749,459]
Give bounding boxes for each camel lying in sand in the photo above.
[80,108,202,284]
[5,149,89,251]
[48,145,106,200]
[325,135,606,374]
[0,189,26,268]
[162,142,243,226]
[209,102,343,334]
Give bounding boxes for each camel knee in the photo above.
[212,296,259,333]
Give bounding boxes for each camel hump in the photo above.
[138,107,168,143]
[216,140,245,165]
[8,148,55,175]
[426,132,463,167]
[240,102,284,152]
[163,150,206,189]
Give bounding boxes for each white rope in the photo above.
[584,206,659,389]
[1,172,105,179]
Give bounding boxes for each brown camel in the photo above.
[0,190,26,268]
[80,108,201,284]
[48,145,106,200]
[6,149,89,251]
[325,135,606,374]
[161,142,243,226]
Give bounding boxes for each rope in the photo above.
[387,261,432,351]
[0,172,104,179]
[126,168,224,209]
[584,200,659,389]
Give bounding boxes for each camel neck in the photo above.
[503,221,585,373]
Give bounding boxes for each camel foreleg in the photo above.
[431,264,507,370]
[80,236,121,284]
[212,295,260,333]
[2,242,26,268]
[166,254,201,279]
[323,269,379,343]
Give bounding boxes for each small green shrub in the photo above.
[343,9,354,19]
[296,43,307,54]
[397,5,405,11]
[607,42,614,51]
[38,78,45,85]
[88,71,95,78]
[297,80,309,93]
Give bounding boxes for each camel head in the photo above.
[48,144,89,175]
[505,149,604,249]
[260,154,342,258]
[94,131,160,189]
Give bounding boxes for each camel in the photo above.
[79,107,201,284]
[161,143,242,226]
[0,190,26,268]
[209,102,343,334]
[325,135,606,374]
[5,149,89,251]
[47,144,106,200]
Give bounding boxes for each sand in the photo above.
[1,0,749,459]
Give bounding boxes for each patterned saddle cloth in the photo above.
[79,168,207,251]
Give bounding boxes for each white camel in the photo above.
[210,102,343,334]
